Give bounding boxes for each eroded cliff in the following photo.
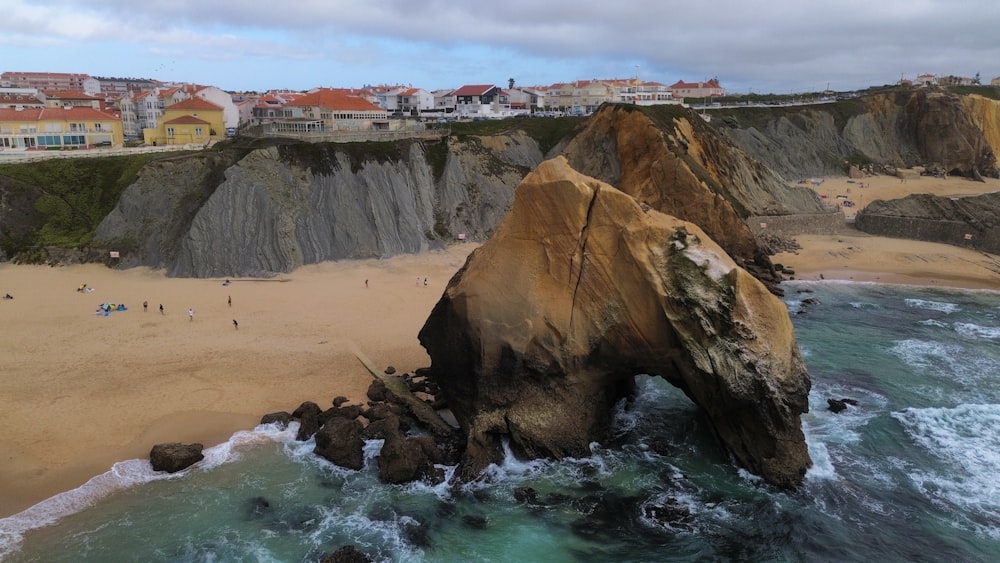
[95,135,540,277]
[419,157,812,488]
[718,89,1000,180]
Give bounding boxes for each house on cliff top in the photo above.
[0,106,124,150]
[142,96,224,146]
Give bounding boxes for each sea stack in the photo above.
[419,156,812,488]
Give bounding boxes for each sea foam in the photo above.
[0,422,296,559]
[892,404,1000,537]
[904,298,959,314]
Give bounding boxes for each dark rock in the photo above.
[367,379,389,403]
[322,404,363,423]
[513,487,538,504]
[293,401,323,441]
[260,411,292,428]
[246,496,272,520]
[361,414,400,440]
[314,418,365,470]
[319,545,372,563]
[827,398,858,413]
[462,514,489,530]
[384,366,396,375]
[642,498,693,527]
[332,396,350,407]
[149,442,204,473]
[377,433,432,484]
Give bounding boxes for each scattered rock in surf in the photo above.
[292,401,323,441]
[827,398,859,413]
[319,544,372,563]
[314,417,365,470]
[260,411,292,428]
[384,365,396,375]
[513,486,538,504]
[149,442,204,473]
[246,496,272,520]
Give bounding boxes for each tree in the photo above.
[508,78,515,90]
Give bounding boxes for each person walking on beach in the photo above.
[143,300,148,312]
[159,304,164,315]
[365,279,368,288]
[423,277,428,287]
[227,295,232,307]
[233,319,239,330]
[188,308,194,321]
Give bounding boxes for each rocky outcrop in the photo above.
[718,89,1000,180]
[855,191,1000,254]
[556,104,829,292]
[95,135,540,277]
[149,442,204,473]
[418,157,812,488]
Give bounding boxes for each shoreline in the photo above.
[2,173,999,521]
[0,244,478,518]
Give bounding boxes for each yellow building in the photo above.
[143,97,225,145]
[0,107,124,150]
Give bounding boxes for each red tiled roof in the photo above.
[669,79,722,89]
[287,88,383,111]
[452,84,497,96]
[164,115,210,125]
[165,97,223,111]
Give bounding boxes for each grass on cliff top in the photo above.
[449,116,583,155]
[0,154,161,251]
[947,85,1000,101]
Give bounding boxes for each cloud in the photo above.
[4,0,998,92]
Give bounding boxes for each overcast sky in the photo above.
[3,0,997,94]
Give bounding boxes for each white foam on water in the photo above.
[892,404,1000,536]
[904,298,959,314]
[953,322,1000,341]
[918,319,949,329]
[889,339,1000,395]
[0,422,296,559]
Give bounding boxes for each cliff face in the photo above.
[419,157,812,487]
[95,135,541,277]
[719,90,1000,180]
[557,104,829,291]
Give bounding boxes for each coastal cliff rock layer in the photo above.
[855,191,1000,254]
[95,136,540,277]
[418,157,812,488]
[718,90,1000,180]
[557,104,829,292]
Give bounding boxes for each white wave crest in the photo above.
[892,404,1000,532]
[0,423,294,559]
[953,322,1000,340]
[904,298,959,314]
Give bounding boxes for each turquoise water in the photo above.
[3,281,1000,562]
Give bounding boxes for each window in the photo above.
[167,127,175,137]
[195,127,203,137]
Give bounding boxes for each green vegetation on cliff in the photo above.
[0,154,160,258]
[450,116,582,155]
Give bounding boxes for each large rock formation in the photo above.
[418,157,812,488]
[556,104,830,292]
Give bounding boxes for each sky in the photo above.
[2,0,998,95]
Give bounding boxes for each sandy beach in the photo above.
[2,172,999,519]
[777,173,1000,288]
[0,244,476,517]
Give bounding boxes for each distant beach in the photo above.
[2,172,999,519]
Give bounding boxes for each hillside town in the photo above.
[0,70,993,156]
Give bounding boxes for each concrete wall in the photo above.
[747,211,846,237]
[854,214,1000,254]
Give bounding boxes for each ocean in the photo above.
[2,280,999,562]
